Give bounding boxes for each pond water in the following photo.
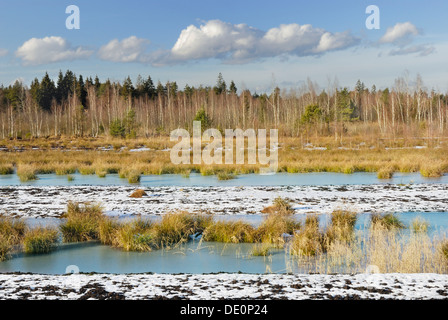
[3,212,446,275]
[1,172,447,187]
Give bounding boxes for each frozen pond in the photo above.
[3,212,447,275]
[1,172,447,187]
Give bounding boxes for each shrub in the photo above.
[109,119,126,138]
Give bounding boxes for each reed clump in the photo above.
[0,234,13,261]
[377,166,395,179]
[251,243,271,256]
[0,164,14,175]
[420,162,445,178]
[152,212,212,248]
[324,210,358,245]
[17,164,38,182]
[59,202,104,242]
[256,212,301,246]
[112,219,155,252]
[23,226,59,254]
[78,166,95,175]
[202,220,257,243]
[439,240,448,261]
[411,217,430,234]
[290,215,324,256]
[370,213,405,230]
[126,170,141,183]
[100,212,213,251]
[261,196,294,215]
[217,171,236,181]
[0,216,26,261]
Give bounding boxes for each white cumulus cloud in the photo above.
[380,22,419,44]
[98,36,151,63]
[153,20,359,65]
[15,36,92,65]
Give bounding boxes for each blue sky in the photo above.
[0,0,447,92]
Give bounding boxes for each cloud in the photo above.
[378,22,434,58]
[15,36,92,65]
[379,22,419,44]
[153,20,359,65]
[389,44,435,57]
[0,48,8,57]
[98,36,151,63]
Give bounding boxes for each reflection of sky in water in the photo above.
[0,172,447,187]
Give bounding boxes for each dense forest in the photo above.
[0,70,447,141]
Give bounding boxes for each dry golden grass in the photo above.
[0,136,447,180]
[23,226,59,254]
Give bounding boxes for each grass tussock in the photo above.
[23,227,59,254]
[126,170,141,183]
[59,201,104,242]
[152,212,212,248]
[290,215,324,256]
[78,166,95,175]
[251,243,271,256]
[202,220,257,244]
[0,164,14,175]
[325,210,358,244]
[17,165,38,182]
[0,216,26,261]
[439,240,448,261]
[217,171,236,181]
[113,219,155,252]
[261,196,294,215]
[411,217,430,234]
[420,162,445,178]
[377,166,395,179]
[129,189,147,198]
[100,212,213,251]
[371,213,405,230]
[256,214,301,246]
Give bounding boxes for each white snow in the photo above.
[1,184,447,218]
[0,273,446,300]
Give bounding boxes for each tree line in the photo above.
[0,70,447,141]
